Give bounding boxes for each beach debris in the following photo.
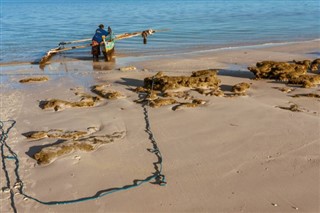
[144,69,221,91]
[291,93,320,98]
[134,86,150,93]
[23,127,99,140]
[145,91,159,101]
[104,91,125,100]
[91,84,126,99]
[1,187,10,193]
[19,76,49,83]
[172,99,207,111]
[231,82,251,95]
[271,203,278,207]
[273,87,295,93]
[39,98,98,111]
[287,74,320,88]
[134,90,159,103]
[248,60,309,80]
[194,87,224,97]
[39,89,101,111]
[133,70,221,109]
[310,58,320,72]
[119,66,137,71]
[74,92,101,102]
[209,88,225,97]
[163,91,192,100]
[276,103,303,112]
[248,59,320,88]
[149,98,178,108]
[34,131,126,165]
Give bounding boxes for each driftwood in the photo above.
[39,44,91,65]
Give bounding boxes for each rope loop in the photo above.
[0,76,166,207]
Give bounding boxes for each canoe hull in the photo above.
[102,38,115,61]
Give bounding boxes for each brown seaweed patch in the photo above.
[134,90,160,104]
[194,86,229,97]
[34,131,125,165]
[39,98,97,111]
[172,99,207,111]
[287,74,320,88]
[23,127,99,140]
[273,87,296,93]
[134,86,150,93]
[144,69,221,91]
[163,91,192,100]
[232,82,251,95]
[91,84,125,99]
[248,59,320,88]
[19,76,49,83]
[248,60,309,80]
[310,58,320,72]
[276,104,303,112]
[291,93,320,98]
[74,92,101,102]
[149,98,178,108]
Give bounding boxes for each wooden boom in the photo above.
[39,29,167,65]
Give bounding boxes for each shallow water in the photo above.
[1,0,319,63]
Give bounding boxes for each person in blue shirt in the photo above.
[92,24,109,61]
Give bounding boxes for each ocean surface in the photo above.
[1,0,319,64]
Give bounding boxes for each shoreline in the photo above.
[1,38,319,68]
[0,39,319,213]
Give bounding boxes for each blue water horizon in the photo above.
[1,0,319,63]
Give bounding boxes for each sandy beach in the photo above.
[0,40,319,213]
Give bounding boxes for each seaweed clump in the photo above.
[144,69,221,91]
[34,131,125,165]
[248,59,320,88]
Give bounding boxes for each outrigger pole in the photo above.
[39,29,168,65]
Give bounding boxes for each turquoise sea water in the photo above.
[1,0,319,63]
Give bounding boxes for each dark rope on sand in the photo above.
[0,80,166,207]
[1,120,18,213]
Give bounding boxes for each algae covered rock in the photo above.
[144,69,221,91]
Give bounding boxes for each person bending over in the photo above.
[91,24,109,61]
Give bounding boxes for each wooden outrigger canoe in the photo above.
[39,29,164,66]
